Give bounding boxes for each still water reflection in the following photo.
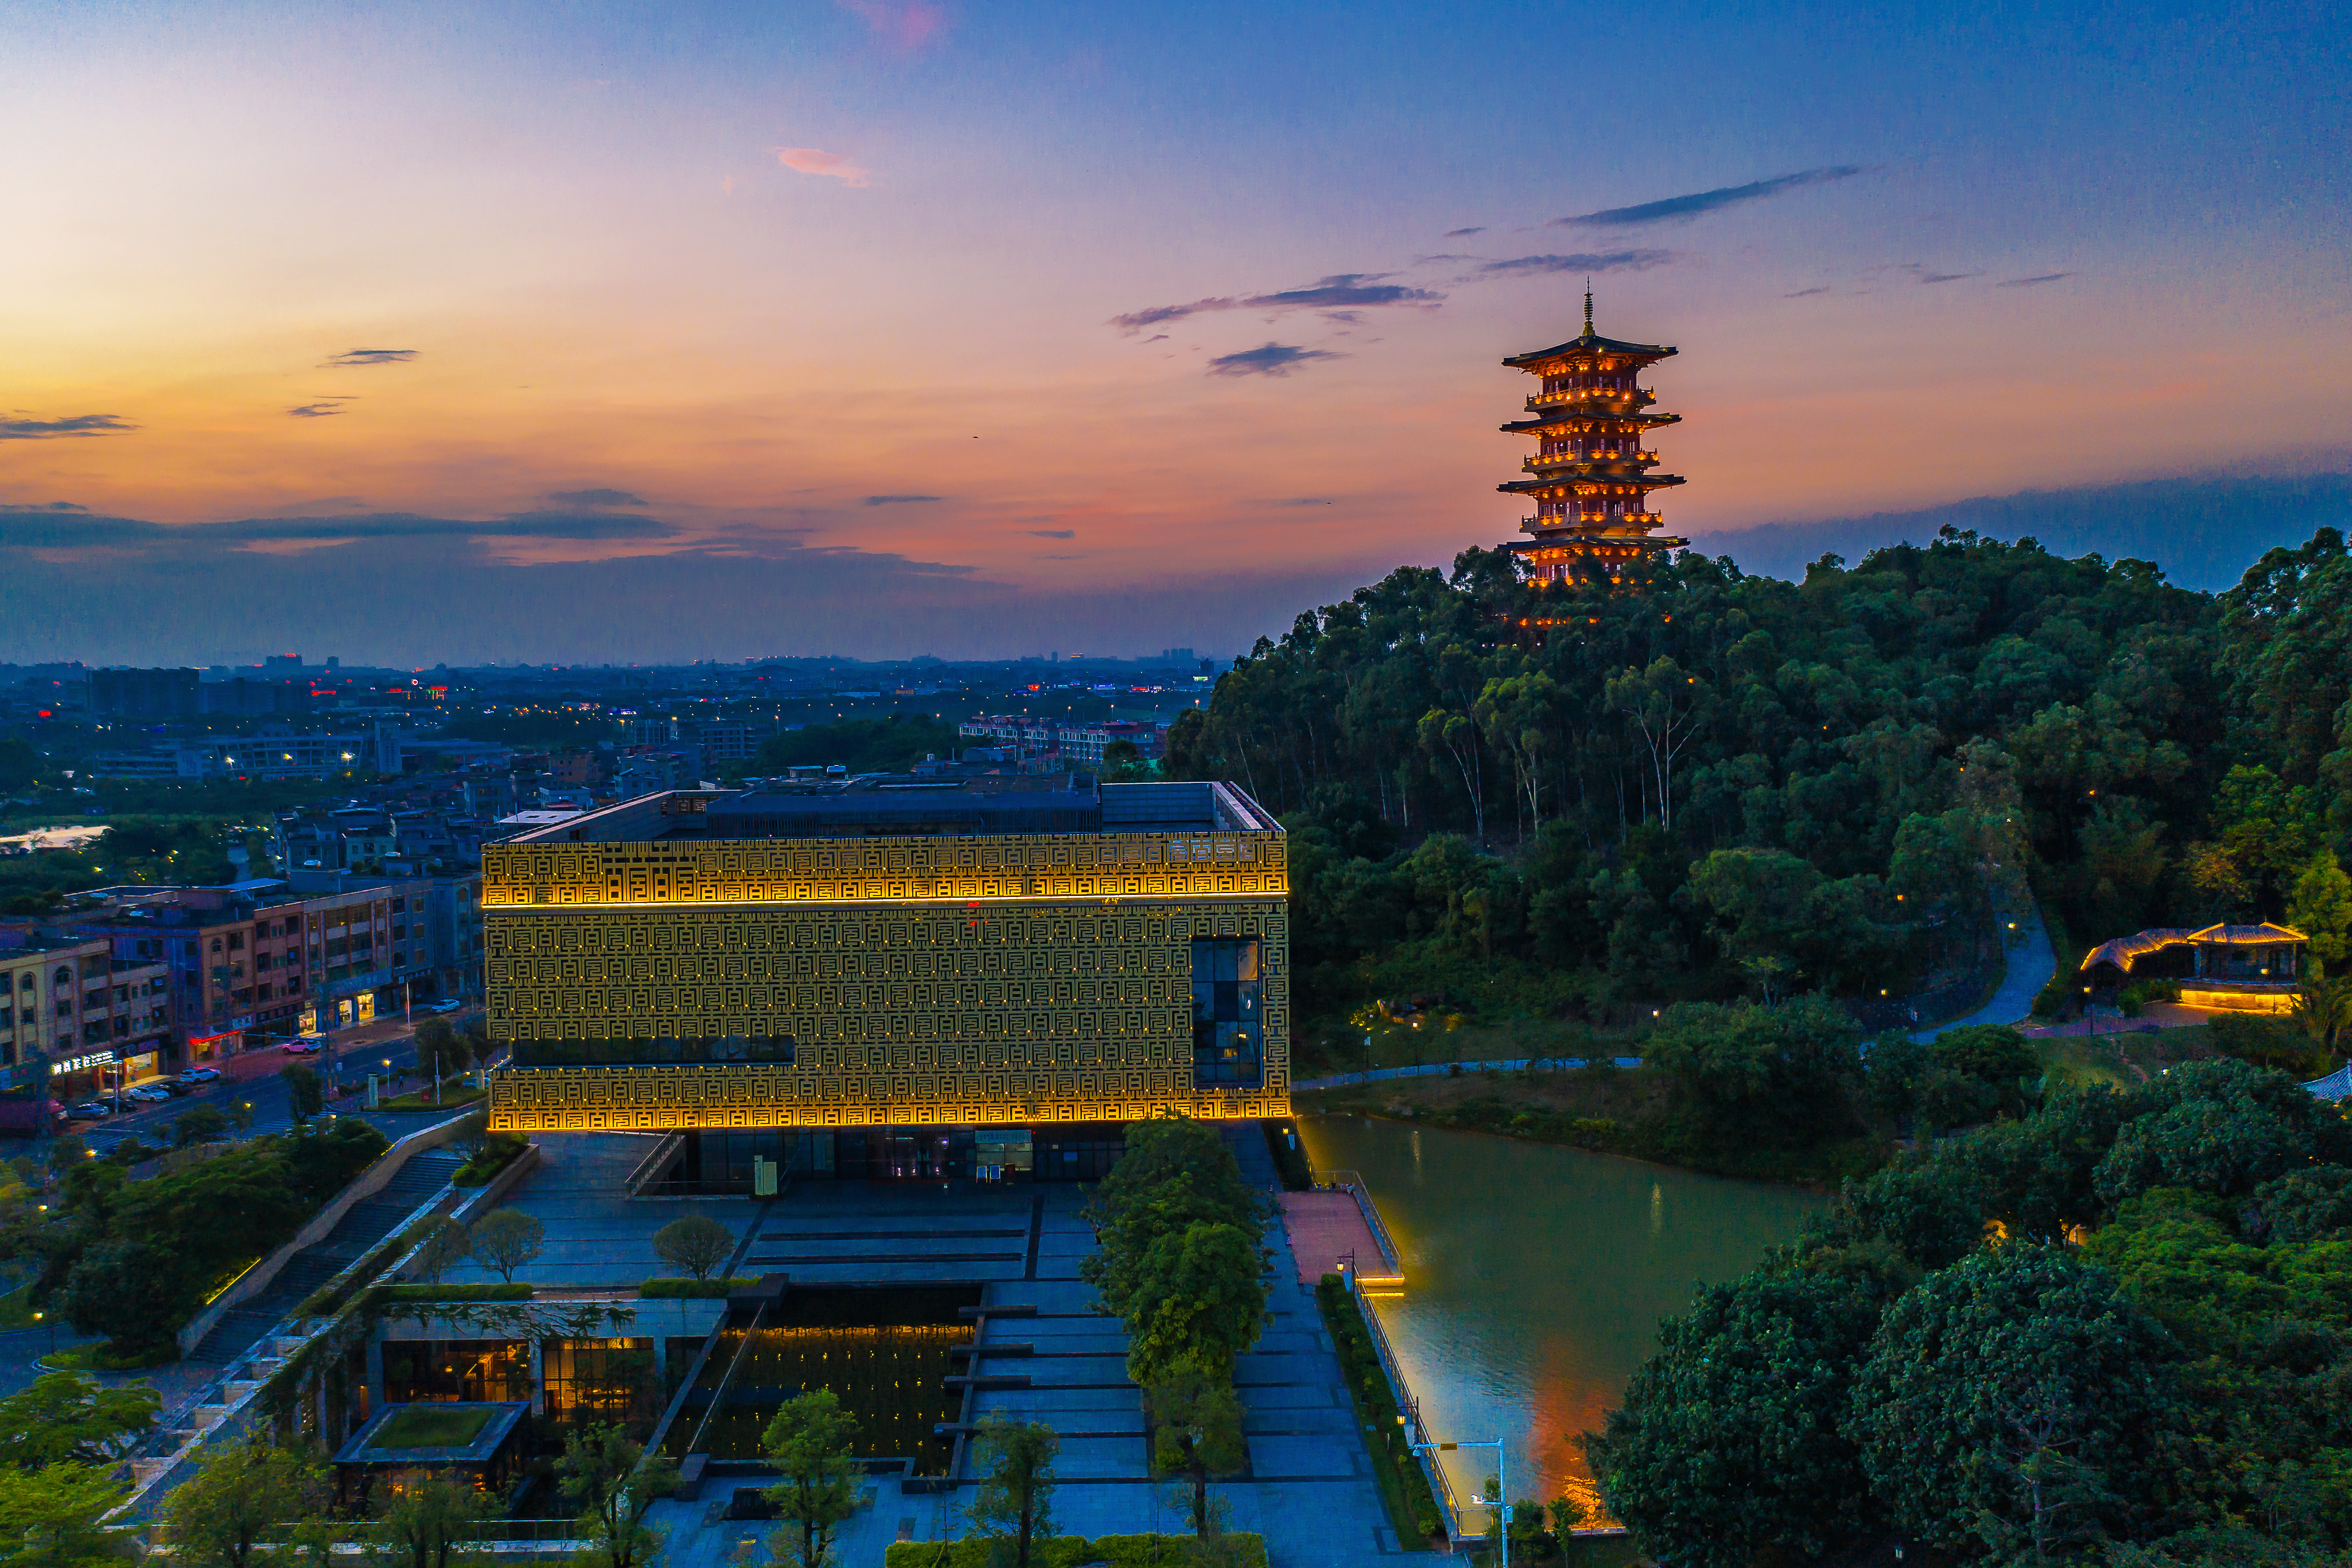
[1298,1115,1827,1514]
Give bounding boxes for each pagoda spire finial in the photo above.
[1583,281,1593,337]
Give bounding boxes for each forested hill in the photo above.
[1163,525,2352,1045]
[1692,471,2352,591]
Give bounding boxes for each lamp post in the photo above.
[33,1310,52,1358]
[1410,1437,1508,1568]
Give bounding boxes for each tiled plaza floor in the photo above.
[474,1130,1413,1568]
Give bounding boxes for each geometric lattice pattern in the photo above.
[485,828,1289,1133]
[481,830,1285,909]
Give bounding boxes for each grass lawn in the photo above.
[2034,1024,2216,1091]
[372,1405,495,1450]
[378,1085,486,1112]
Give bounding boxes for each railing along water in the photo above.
[1346,1268,1464,1540]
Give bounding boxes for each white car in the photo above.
[122,1085,173,1105]
[425,999,464,1014]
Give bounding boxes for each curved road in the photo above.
[1913,900,2057,1041]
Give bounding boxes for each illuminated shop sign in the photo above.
[51,1051,118,1075]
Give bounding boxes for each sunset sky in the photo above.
[5,0,2347,664]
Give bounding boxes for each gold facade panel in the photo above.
[485,895,1288,1132]
[480,831,1286,910]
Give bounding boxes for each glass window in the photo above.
[1189,937,1264,1087]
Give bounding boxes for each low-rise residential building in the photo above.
[57,875,479,1059]
[0,937,174,1094]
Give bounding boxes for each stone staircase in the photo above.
[184,1149,466,1365]
[128,1332,305,1486]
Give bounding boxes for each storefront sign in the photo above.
[51,1050,117,1075]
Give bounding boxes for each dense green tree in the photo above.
[0,1375,157,1469]
[157,1438,328,1568]
[1847,1244,2181,1556]
[762,1390,860,1568]
[359,1474,500,1568]
[1588,1264,1890,1568]
[0,1461,126,1568]
[1123,1221,1270,1387]
[1642,997,1865,1147]
[558,1423,678,1568]
[278,1064,322,1123]
[57,1239,193,1353]
[2094,1058,2352,1203]
[968,1417,1058,1568]
[1146,1358,1248,1538]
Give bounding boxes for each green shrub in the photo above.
[378,1282,533,1301]
[452,1132,529,1187]
[638,1277,757,1298]
[2031,976,2071,1018]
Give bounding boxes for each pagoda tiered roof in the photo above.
[1502,329,1677,368]
[1499,472,1686,495]
[1500,410,1682,434]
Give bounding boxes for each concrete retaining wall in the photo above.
[175,1112,473,1355]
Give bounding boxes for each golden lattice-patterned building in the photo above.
[484,776,1287,1181]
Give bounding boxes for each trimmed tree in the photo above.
[466,1209,545,1283]
[651,1215,734,1282]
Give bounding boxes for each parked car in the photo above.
[279,1038,323,1056]
[175,1067,222,1085]
[122,1085,173,1105]
[155,1077,198,1095]
[425,999,463,1014]
[64,1103,113,1120]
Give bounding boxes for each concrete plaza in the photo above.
[456,1130,1406,1568]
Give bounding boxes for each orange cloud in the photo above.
[772,147,871,187]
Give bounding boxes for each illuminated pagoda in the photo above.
[1497,289,1687,584]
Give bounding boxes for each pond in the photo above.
[1297,1114,1829,1518]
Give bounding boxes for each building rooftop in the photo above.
[332,1401,529,1466]
[1502,329,1677,367]
[507,778,1279,844]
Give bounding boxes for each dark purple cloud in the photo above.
[1207,343,1343,378]
[2,414,136,440]
[1467,249,1679,279]
[1999,272,2075,287]
[1555,166,1867,227]
[548,487,650,506]
[326,348,418,366]
[1110,274,1442,334]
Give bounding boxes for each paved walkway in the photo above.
[1279,1192,1385,1286]
[1915,900,2056,1041]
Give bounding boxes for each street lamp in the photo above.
[32,1310,51,1358]
[1410,1437,1509,1568]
